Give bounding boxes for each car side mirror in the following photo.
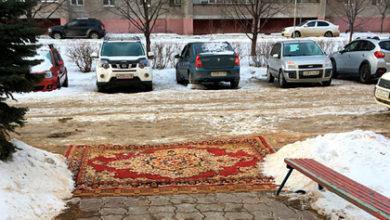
[303,24,308,27]
[91,52,98,58]
[174,54,181,59]
[148,52,154,59]
[339,50,345,54]
[273,54,279,58]
[57,60,64,65]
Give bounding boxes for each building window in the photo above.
[70,0,83,5]
[103,0,115,6]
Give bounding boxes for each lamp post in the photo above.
[292,0,297,38]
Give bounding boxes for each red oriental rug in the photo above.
[65,136,276,197]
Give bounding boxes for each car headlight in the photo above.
[100,59,110,69]
[286,61,297,69]
[139,58,149,69]
[324,59,331,67]
[44,71,53,78]
[48,28,52,33]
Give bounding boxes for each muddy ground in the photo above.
[10,78,390,155]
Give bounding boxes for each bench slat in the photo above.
[294,159,390,212]
[285,158,390,220]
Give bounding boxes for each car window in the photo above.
[271,43,281,57]
[46,52,53,64]
[306,21,316,27]
[180,45,188,57]
[358,41,375,51]
[379,41,390,50]
[67,20,79,27]
[52,49,62,65]
[101,42,145,56]
[344,41,359,52]
[283,42,323,56]
[193,42,234,55]
[317,21,329,27]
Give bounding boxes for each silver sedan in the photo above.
[267,40,333,88]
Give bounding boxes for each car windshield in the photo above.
[379,41,390,50]
[194,42,234,55]
[101,42,145,57]
[283,42,323,56]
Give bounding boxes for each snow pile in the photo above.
[0,140,74,220]
[263,130,390,220]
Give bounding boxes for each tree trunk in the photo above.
[251,36,258,57]
[349,23,354,43]
[380,14,385,33]
[145,32,151,54]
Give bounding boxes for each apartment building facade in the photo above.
[37,0,390,34]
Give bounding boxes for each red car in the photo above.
[30,44,68,91]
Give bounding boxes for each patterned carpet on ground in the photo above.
[65,136,276,197]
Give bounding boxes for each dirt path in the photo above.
[10,78,390,154]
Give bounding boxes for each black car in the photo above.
[48,18,106,39]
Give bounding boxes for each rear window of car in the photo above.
[283,42,323,56]
[379,41,390,50]
[101,42,145,56]
[194,42,234,55]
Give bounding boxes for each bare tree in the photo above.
[374,0,390,33]
[328,0,370,42]
[24,0,67,22]
[224,0,285,57]
[115,0,169,53]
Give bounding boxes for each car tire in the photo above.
[230,79,239,89]
[331,59,338,79]
[56,77,61,89]
[322,79,332,86]
[53,32,62,39]
[89,32,99,39]
[97,84,106,93]
[63,73,68,87]
[278,70,288,88]
[359,63,371,84]
[176,69,184,84]
[266,66,274,83]
[144,83,153,91]
[292,31,301,38]
[324,31,333,37]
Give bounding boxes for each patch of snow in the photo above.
[0,140,74,220]
[263,130,390,220]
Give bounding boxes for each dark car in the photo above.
[48,18,105,39]
[175,42,240,89]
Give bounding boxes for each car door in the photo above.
[301,21,316,37]
[345,40,365,74]
[181,44,192,80]
[51,48,66,83]
[317,21,330,36]
[269,43,281,77]
[65,20,88,37]
[176,45,187,76]
[335,41,359,73]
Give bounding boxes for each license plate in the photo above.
[211,72,227,76]
[303,71,319,76]
[116,74,133,79]
[375,88,389,100]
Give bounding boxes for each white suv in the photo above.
[93,37,153,92]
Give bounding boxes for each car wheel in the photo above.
[56,77,61,89]
[278,70,288,88]
[266,66,274,83]
[230,79,239,89]
[292,31,301,38]
[53,32,62,39]
[176,69,183,84]
[322,79,332,86]
[63,73,68,87]
[324,31,333,37]
[89,32,99,39]
[331,59,338,79]
[97,84,106,93]
[359,63,371,84]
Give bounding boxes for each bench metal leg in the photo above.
[276,165,294,196]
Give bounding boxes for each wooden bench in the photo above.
[276,158,390,220]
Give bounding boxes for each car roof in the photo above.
[103,36,141,42]
[354,37,390,44]
[277,40,316,44]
